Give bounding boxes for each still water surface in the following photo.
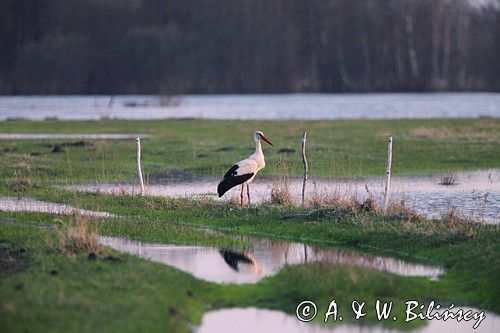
[197,307,499,333]
[98,235,443,284]
[1,93,499,120]
[0,197,115,218]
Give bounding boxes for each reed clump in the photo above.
[281,191,380,221]
[439,208,473,230]
[385,199,422,222]
[358,197,379,213]
[308,185,345,209]
[439,172,458,186]
[270,184,293,206]
[307,182,380,212]
[56,214,102,256]
[270,162,293,206]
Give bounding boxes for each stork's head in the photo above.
[254,131,273,146]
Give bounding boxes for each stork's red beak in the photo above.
[260,134,273,146]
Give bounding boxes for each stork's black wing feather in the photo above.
[217,164,254,197]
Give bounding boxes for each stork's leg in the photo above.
[240,184,244,207]
[246,183,251,205]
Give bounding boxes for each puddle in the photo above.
[197,307,499,333]
[98,235,443,284]
[0,133,148,140]
[0,197,115,218]
[66,170,499,223]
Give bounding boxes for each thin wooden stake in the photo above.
[136,137,145,196]
[383,135,393,213]
[301,131,308,206]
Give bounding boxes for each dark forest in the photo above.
[1,0,499,94]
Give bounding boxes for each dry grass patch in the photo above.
[406,123,499,143]
[386,203,480,237]
[270,162,293,206]
[385,199,422,222]
[55,214,102,256]
[408,126,452,140]
[270,183,293,206]
[358,197,379,213]
[439,209,475,231]
[308,182,380,213]
[283,191,380,221]
[308,184,345,209]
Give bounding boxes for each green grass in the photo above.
[2,209,493,332]
[0,118,498,187]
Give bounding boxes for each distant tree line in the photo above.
[0,0,499,94]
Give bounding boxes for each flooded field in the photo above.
[66,169,499,223]
[197,307,499,333]
[1,93,499,120]
[98,235,443,284]
[0,197,115,217]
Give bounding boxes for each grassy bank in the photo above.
[18,188,500,311]
[1,206,496,332]
[0,118,498,186]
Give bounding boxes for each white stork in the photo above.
[217,131,273,206]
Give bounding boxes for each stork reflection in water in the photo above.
[219,249,263,275]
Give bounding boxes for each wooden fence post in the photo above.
[301,132,308,206]
[383,135,393,213]
[136,137,145,196]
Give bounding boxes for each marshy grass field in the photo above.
[0,118,499,332]
[1,118,499,183]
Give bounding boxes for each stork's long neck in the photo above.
[254,138,265,168]
[255,138,263,156]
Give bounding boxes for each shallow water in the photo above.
[98,235,443,284]
[0,197,115,218]
[1,93,499,120]
[197,307,499,333]
[67,170,500,223]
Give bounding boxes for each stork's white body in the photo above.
[217,131,273,205]
[234,135,265,184]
